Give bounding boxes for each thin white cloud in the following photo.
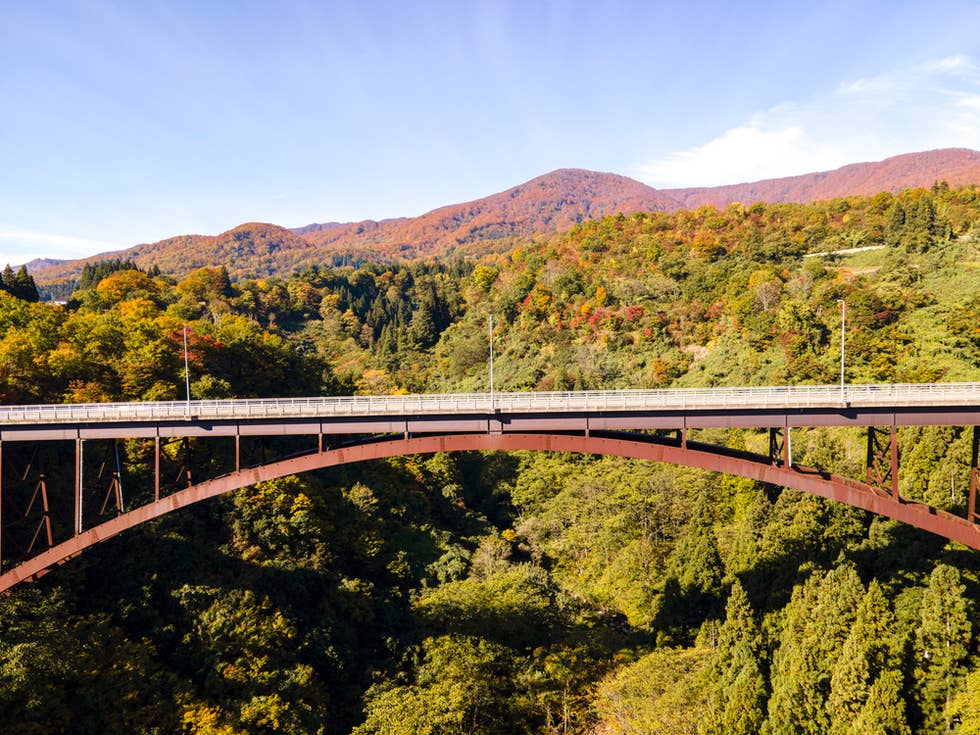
[954,93,980,110]
[0,226,120,266]
[837,74,897,96]
[637,125,849,189]
[926,55,977,74]
[636,55,980,188]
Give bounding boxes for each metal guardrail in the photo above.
[0,384,978,426]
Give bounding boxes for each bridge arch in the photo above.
[2,431,979,594]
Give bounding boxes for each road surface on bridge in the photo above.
[1,382,977,428]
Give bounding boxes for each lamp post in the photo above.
[183,325,191,406]
[837,299,845,403]
[489,313,494,411]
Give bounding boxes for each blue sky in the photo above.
[2,0,980,265]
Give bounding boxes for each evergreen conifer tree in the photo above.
[885,201,906,248]
[764,564,863,735]
[661,492,724,631]
[916,564,971,734]
[850,670,912,735]
[667,491,724,597]
[13,266,39,302]
[703,581,766,735]
[827,581,904,733]
[906,195,937,252]
[949,669,980,734]
[1,263,15,294]
[717,640,767,735]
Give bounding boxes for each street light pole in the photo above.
[183,325,191,406]
[489,313,494,411]
[837,299,845,403]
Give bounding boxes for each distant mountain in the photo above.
[22,257,68,269]
[291,168,681,259]
[27,148,980,285]
[33,223,318,284]
[31,170,680,283]
[663,148,980,209]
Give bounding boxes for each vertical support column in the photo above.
[768,427,789,467]
[236,431,242,472]
[0,439,4,574]
[75,438,83,536]
[183,437,193,488]
[890,422,899,499]
[866,427,876,486]
[969,426,979,524]
[154,435,160,502]
[785,423,792,468]
[114,439,124,514]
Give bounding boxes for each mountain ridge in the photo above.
[664,148,980,208]
[28,148,980,284]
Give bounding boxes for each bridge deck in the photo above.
[1,383,978,428]
[0,384,978,591]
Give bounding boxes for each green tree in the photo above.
[665,491,724,598]
[950,669,980,735]
[916,564,971,734]
[885,201,906,247]
[827,581,906,734]
[592,647,712,735]
[355,635,517,735]
[702,581,766,735]
[13,266,39,302]
[850,670,912,735]
[765,564,864,735]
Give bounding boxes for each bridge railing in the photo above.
[0,383,978,426]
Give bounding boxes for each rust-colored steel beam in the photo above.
[3,431,980,595]
[0,439,3,574]
[25,472,53,555]
[867,425,900,497]
[890,424,899,499]
[970,426,979,524]
[75,438,83,536]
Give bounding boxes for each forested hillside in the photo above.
[667,148,980,209]
[30,170,679,288]
[26,148,980,288]
[0,185,979,734]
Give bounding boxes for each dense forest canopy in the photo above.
[0,186,979,733]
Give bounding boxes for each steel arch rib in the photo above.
[3,432,979,594]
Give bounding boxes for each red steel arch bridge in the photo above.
[0,382,978,594]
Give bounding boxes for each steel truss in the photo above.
[0,390,978,593]
[0,427,980,593]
